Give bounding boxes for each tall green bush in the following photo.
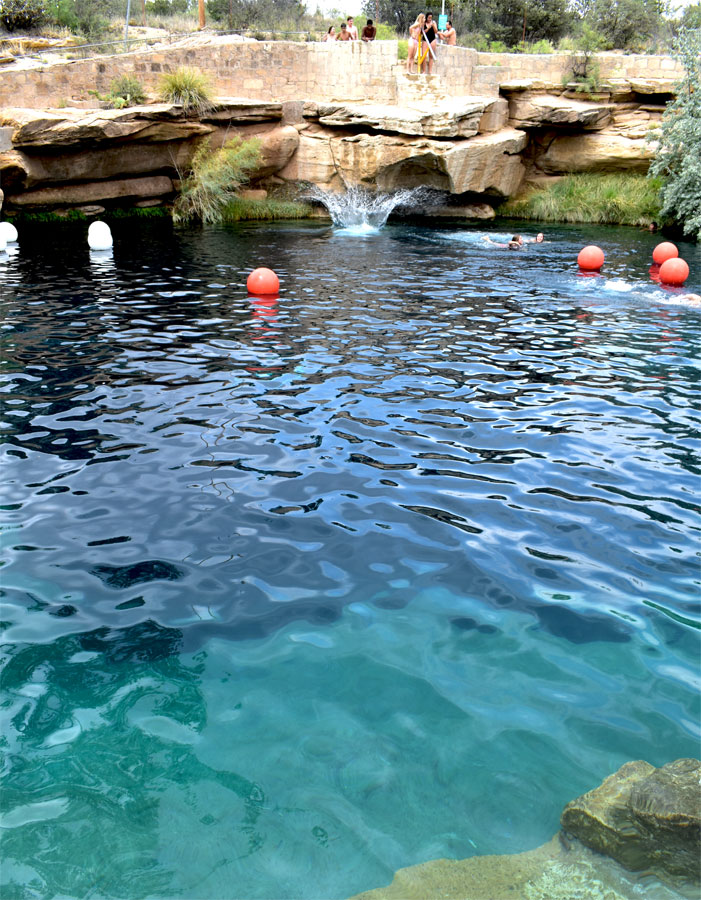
[173,136,262,225]
[648,27,701,241]
[1,0,47,30]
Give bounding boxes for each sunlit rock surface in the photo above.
[279,128,527,197]
[561,758,701,881]
[508,95,615,130]
[350,835,691,900]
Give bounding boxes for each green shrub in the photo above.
[648,27,701,241]
[461,31,489,50]
[109,74,146,107]
[529,39,554,53]
[397,38,407,59]
[1,0,47,30]
[159,67,213,114]
[488,40,509,52]
[499,174,663,226]
[173,136,262,224]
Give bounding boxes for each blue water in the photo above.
[1,219,699,899]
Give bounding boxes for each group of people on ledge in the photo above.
[407,13,456,74]
[324,17,376,42]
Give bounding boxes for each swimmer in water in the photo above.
[662,293,701,307]
[524,232,545,243]
[483,234,523,249]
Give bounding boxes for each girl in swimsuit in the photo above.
[406,14,425,73]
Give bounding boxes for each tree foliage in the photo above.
[648,27,701,241]
[584,0,662,49]
[0,0,48,30]
[206,0,305,30]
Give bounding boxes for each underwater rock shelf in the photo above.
[352,758,701,900]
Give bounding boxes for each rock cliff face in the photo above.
[0,51,672,216]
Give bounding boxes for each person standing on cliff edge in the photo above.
[439,20,456,45]
[361,19,376,41]
[346,16,358,39]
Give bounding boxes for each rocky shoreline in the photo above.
[0,38,678,219]
[352,759,701,900]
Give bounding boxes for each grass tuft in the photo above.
[159,66,213,114]
[221,198,314,222]
[499,174,663,226]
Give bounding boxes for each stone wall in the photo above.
[0,38,482,110]
[474,50,683,84]
[0,39,682,111]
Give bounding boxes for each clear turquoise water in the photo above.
[1,219,699,899]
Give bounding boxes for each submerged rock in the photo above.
[351,759,700,900]
[350,834,689,900]
[561,758,701,882]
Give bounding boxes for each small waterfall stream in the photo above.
[308,186,434,231]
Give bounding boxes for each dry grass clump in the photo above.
[159,66,213,114]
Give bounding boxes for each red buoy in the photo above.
[577,245,605,271]
[652,242,678,265]
[659,257,689,286]
[247,267,280,295]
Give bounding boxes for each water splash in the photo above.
[308,186,433,232]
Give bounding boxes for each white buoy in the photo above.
[0,222,18,243]
[88,220,113,251]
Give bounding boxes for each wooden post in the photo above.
[141,0,146,26]
[198,0,206,29]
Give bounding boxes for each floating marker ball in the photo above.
[659,257,689,286]
[247,267,279,295]
[88,220,113,250]
[577,245,605,271]
[652,241,678,265]
[0,221,18,243]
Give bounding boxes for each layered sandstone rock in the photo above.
[10,175,174,207]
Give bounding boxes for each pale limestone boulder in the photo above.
[0,106,212,149]
[257,125,300,176]
[7,175,174,207]
[316,99,487,138]
[536,131,656,174]
[279,127,527,197]
[478,98,508,133]
[628,77,677,95]
[508,94,614,131]
[561,758,701,881]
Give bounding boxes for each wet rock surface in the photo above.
[561,758,701,882]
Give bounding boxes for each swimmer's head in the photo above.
[508,240,521,250]
[535,233,544,243]
[512,235,523,245]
